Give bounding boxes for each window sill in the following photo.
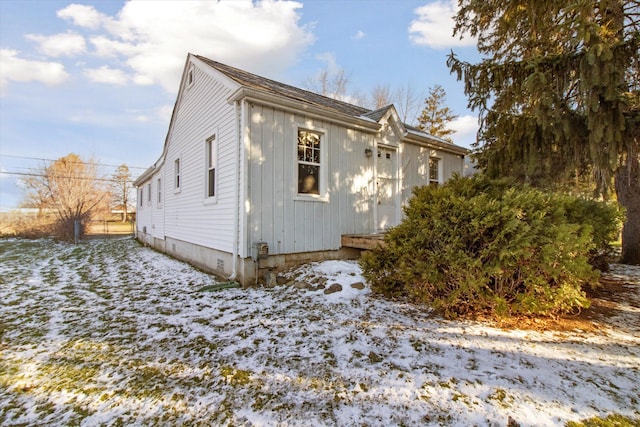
[203,197,218,206]
[294,193,329,203]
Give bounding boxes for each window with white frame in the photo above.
[140,188,143,207]
[174,158,181,189]
[147,183,152,204]
[297,129,322,195]
[429,157,440,185]
[206,135,216,198]
[157,178,162,203]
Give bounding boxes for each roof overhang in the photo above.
[228,87,382,133]
[133,166,156,187]
[403,130,471,156]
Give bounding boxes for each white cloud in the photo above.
[57,4,109,29]
[26,32,86,57]
[84,65,128,85]
[450,114,479,147]
[315,52,340,74]
[409,0,476,49]
[353,30,366,40]
[73,0,314,93]
[89,36,138,58]
[0,49,69,95]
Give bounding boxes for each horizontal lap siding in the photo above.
[248,104,374,255]
[136,182,153,233]
[162,66,237,253]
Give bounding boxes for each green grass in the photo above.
[567,414,640,427]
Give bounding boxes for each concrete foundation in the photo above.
[135,232,362,287]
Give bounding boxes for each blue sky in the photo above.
[0,0,480,210]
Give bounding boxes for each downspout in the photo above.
[229,100,242,281]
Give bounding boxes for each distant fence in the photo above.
[85,220,134,238]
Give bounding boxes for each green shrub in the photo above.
[360,175,622,319]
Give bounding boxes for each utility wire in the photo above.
[1,170,137,184]
[0,154,149,170]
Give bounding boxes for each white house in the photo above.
[134,54,469,286]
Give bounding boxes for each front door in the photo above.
[376,146,398,231]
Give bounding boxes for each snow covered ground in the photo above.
[1,238,638,426]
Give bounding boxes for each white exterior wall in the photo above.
[135,178,153,241]
[150,171,165,239]
[160,62,239,254]
[401,144,464,205]
[246,103,376,255]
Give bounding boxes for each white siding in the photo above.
[151,172,165,238]
[136,179,153,235]
[401,144,465,205]
[160,63,239,253]
[246,104,375,255]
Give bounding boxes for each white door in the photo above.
[376,146,398,231]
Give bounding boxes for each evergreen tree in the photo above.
[417,84,459,142]
[447,0,640,264]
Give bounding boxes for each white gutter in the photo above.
[229,100,242,281]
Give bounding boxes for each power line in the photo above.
[0,154,149,170]
[0,170,137,184]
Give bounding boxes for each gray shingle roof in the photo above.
[195,55,371,118]
[194,55,463,151]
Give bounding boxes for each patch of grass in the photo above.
[566,414,640,427]
[220,365,252,385]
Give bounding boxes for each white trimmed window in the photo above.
[157,178,162,203]
[175,158,181,190]
[139,188,143,207]
[429,157,441,185]
[147,183,152,204]
[206,135,217,198]
[297,129,322,196]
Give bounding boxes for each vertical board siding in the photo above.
[136,60,466,261]
[401,144,465,206]
[247,105,375,255]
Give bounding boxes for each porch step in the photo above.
[341,234,386,250]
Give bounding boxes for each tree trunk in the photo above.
[615,152,640,265]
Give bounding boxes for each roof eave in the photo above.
[133,166,156,186]
[403,131,470,156]
[228,87,381,133]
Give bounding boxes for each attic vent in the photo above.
[187,66,195,88]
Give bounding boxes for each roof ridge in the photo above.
[194,54,371,117]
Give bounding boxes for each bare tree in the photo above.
[370,84,393,109]
[303,67,367,105]
[111,164,133,222]
[393,83,424,125]
[21,153,108,241]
